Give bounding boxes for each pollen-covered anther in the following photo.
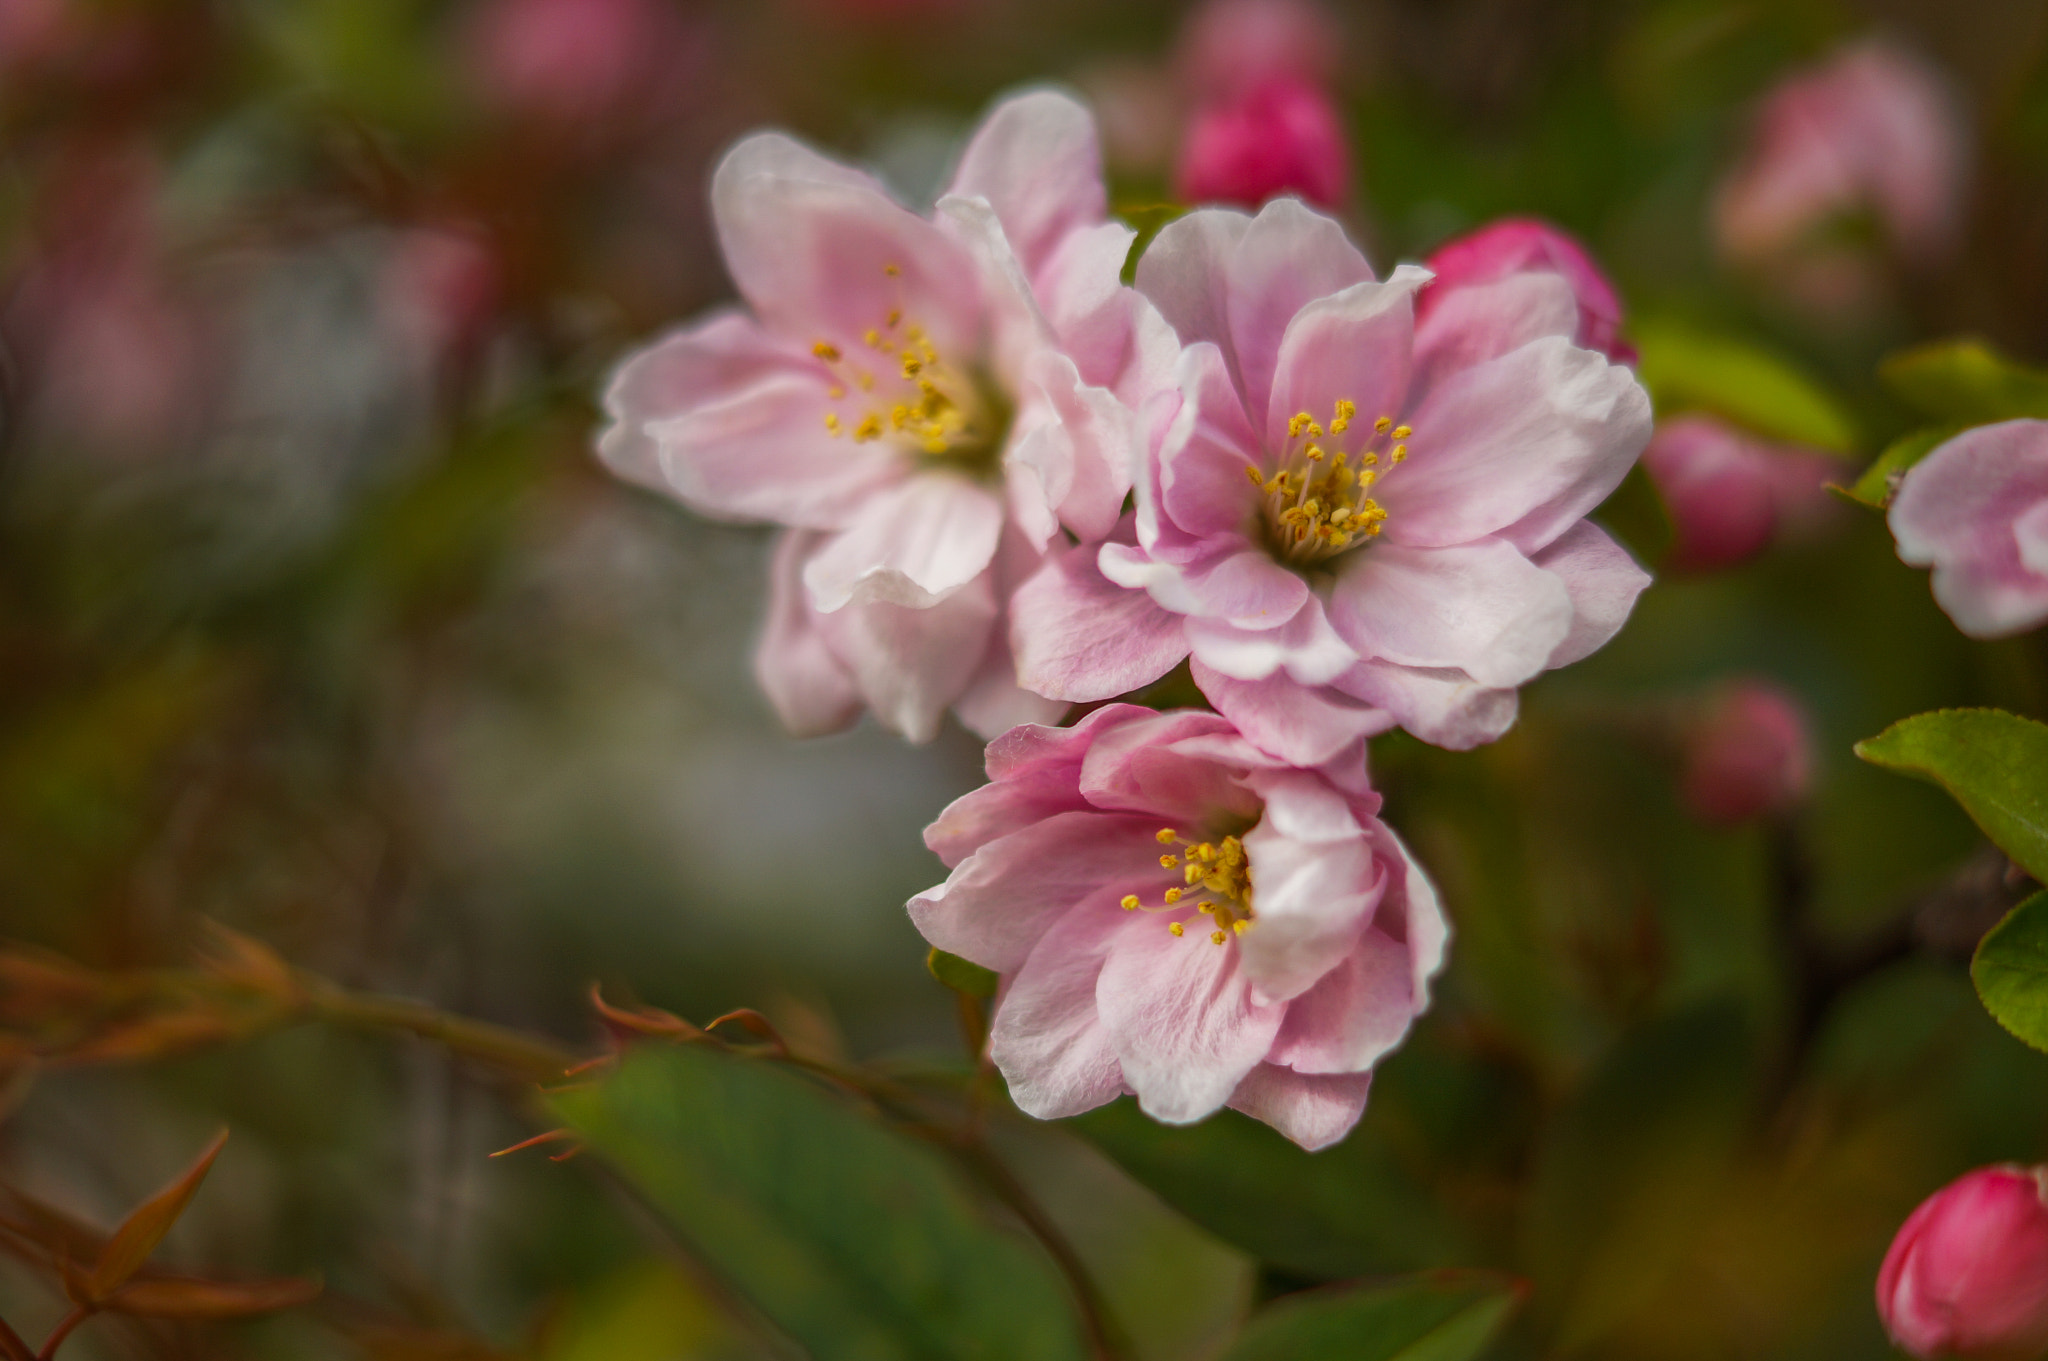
[1260,399,1413,565]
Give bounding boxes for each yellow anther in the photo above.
[1232,919,1248,935]
[1392,424,1412,439]
[813,342,842,362]
[886,309,902,328]
[1289,412,1313,437]
[1330,418,1349,433]
[890,404,911,429]
[1121,895,1140,911]
[1307,422,1324,439]
[1211,930,1227,945]
[1163,887,1183,904]
[1335,399,1357,422]
[853,414,882,442]
[1360,469,1377,486]
[828,385,846,399]
[1160,855,1179,869]
[824,413,842,436]
[1156,828,1178,844]
[1246,465,1266,486]
[1361,451,1378,466]
[1391,445,1408,463]
[856,372,875,391]
[883,263,901,276]
[1374,415,1392,432]
[901,355,923,377]
[863,328,884,349]
[1306,445,1325,461]
[1168,922,1185,937]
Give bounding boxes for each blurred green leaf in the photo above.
[926,948,996,999]
[1880,339,2048,424]
[1972,891,2048,1052]
[1841,426,1960,510]
[1524,1004,1754,1353]
[553,1045,1089,1361]
[1632,319,1857,451]
[1073,1098,1469,1281]
[1856,709,2048,884]
[1219,1272,1520,1361]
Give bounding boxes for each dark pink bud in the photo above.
[1173,77,1349,211]
[1879,1166,2048,1360]
[1177,0,1340,102]
[1420,216,1632,361]
[1642,414,1844,573]
[1679,679,1813,826]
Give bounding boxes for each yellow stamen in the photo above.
[813,342,842,362]
[1121,895,1140,911]
[1168,922,1184,937]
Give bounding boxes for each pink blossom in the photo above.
[598,91,1173,742]
[1679,679,1813,826]
[1420,217,1632,363]
[1716,38,1967,268]
[378,226,501,364]
[1173,77,1350,211]
[1177,0,1340,102]
[462,0,703,125]
[910,704,1444,1150]
[1878,1165,2048,1360]
[1011,200,1653,764]
[1643,414,1847,573]
[1888,420,2048,639]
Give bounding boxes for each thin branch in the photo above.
[300,981,579,1085]
[34,1306,87,1361]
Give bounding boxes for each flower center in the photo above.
[812,264,1009,477]
[1246,399,1413,568]
[1120,827,1257,946]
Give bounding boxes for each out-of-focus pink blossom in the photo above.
[598,91,1175,743]
[910,704,1444,1151]
[0,0,71,72]
[5,149,212,450]
[1421,217,1632,362]
[1642,414,1847,573]
[378,226,501,365]
[463,0,703,125]
[1012,199,1653,764]
[1075,61,1183,177]
[1716,38,1968,268]
[1173,77,1350,210]
[1679,679,1812,825]
[1177,0,1340,101]
[1878,1165,2048,1360]
[1889,420,2048,639]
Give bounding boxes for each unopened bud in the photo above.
[1679,679,1812,826]
[1173,77,1349,210]
[1878,1165,2048,1360]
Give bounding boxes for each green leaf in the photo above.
[1632,319,1857,451]
[1840,426,1961,510]
[926,948,997,999]
[1880,338,2048,423]
[1220,1272,1521,1361]
[1972,891,2048,1052]
[1855,709,2048,884]
[553,1045,1088,1361]
[1073,1097,1471,1281]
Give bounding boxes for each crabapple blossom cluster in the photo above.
[597,90,1655,1148]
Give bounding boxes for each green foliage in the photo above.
[1631,318,1858,452]
[1073,1095,1471,1281]
[1856,709,2048,883]
[925,948,996,999]
[1972,891,2048,1054]
[553,1045,1089,1361]
[1219,1273,1521,1361]
[1842,426,1960,510]
[1880,339,2048,424]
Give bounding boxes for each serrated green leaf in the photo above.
[1632,319,1857,451]
[553,1046,1087,1361]
[1880,339,2048,423]
[1840,426,1961,510]
[926,948,997,999]
[1220,1273,1521,1361]
[1972,891,2048,1052]
[1855,709,2048,884]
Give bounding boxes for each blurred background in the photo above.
[2,0,2048,1356]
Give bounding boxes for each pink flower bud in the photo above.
[1879,1165,2048,1360]
[463,0,692,124]
[1642,414,1845,573]
[378,226,501,362]
[1419,216,1633,361]
[1678,679,1812,826]
[1177,0,1340,102]
[1173,77,1349,210]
